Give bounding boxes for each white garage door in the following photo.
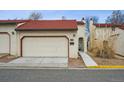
[22,37,68,57]
[0,34,9,53]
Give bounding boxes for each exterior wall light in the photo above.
[12,32,15,35]
[73,34,76,37]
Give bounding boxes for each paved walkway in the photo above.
[79,52,97,66]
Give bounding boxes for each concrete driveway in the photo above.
[0,57,68,67]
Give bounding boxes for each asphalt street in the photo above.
[0,68,124,82]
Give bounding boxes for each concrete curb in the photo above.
[0,66,124,70]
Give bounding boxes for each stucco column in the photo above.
[89,18,94,50]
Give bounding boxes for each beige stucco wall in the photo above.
[0,25,17,56]
[17,31,78,58]
[89,21,115,50]
[91,27,113,49]
[113,28,124,56]
[77,24,87,52]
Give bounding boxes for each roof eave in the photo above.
[0,22,18,24]
[15,28,78,31]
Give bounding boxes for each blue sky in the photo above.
[0,10,124,23]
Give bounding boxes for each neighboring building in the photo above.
[0,20,29,56]
[113,27,124,57]
[0,19,86,65]
[89,19,124,57]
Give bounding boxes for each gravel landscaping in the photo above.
[0,55,18,63]
[68,56,86,68]
[92,57,124,65]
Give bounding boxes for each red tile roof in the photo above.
[0,20,29,24]
[94,23,114,27]
[15,20,78,31]
[119,26,124,30]
[94,23,124,30]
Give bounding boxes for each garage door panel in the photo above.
[0,34,9,53]
[22,37,68,57]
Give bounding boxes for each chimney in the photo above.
[62,16,66,20]
[81,17,85,23]
[90,17,94,25]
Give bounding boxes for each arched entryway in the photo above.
[78,37,84,51]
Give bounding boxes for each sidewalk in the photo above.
[79,52,97,66]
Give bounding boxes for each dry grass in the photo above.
[90,40,114,58]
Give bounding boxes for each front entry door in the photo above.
[78,38,84,51]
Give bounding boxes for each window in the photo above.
[78,37,84,51]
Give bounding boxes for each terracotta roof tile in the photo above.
[94,23,124,30]
[94,23,113,27]
[119,26,124,30]
[15,20,78,31]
